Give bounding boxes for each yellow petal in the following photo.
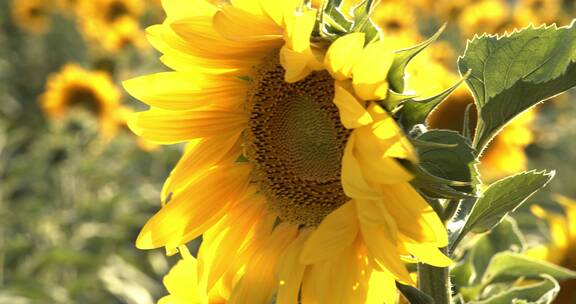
[136,165,251,249]
[198,196,268,292]
[277,229,312,304]
[333,81,373,129]
[305,239,371,303]
[159,256,208,304]
[284,9,316,53]
[359,221,413,284]
[354,124,414,185]
[123,72,246,110]
[163,0,217,22]
[352,41,394,100]
[366,270,397,304]
[300,202,359,264]
[229,223,299,303]
[161,133,241,200]
[213,6,283,42]
[403,241,453,267]
[127,108,247,144]
[325,33,365,80]
[381,183,448,247]
[279,46,312,83]
[342,131,383,199]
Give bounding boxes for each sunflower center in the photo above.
[106,1,129,22]
[29,6,46,17]
[65,87,102,116]
[246,58,350,226]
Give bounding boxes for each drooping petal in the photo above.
[366,270,398,304]
[161,133,242,201]
[300,202,359,264]
[229,223,299,303]
[381,183,448,247]
[357,201,413,284]
[325,33,365,80]
[403,241,453,267]
[352,40,394,100]
[342,131,383,199]
[305,239,371,304]
[198,195,268,292]
[136,165,251,250]
[277,229,312,304]
[159,252,209,304]
[333,81,373,129]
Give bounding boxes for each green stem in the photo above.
[418,247,452,304]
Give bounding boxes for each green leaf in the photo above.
[458,22,576,150]
[319,0,353,41]
[388,24,446,93]
[349,0,382,43]
[482,253,576,284]
[396,282,435,304]
[410,130,478,199]
[469,276,559,304]
[469,217,525,284]
[398,71,470,130]
[461,170,554,235]
[452,218,524,290]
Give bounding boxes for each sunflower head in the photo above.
[40,64,123,139]
[125,0,455,302]
[76,0,146,52]
[11,0,51,34]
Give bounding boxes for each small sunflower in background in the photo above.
[458,0,511,36]
[432,0,472,23]
[11,0,51,34]
[125,0,451,302]
[371,1,421,48]
[56,0,80,16]
[528,195,576,303]
[76,0,146,52]
[427,85,536,181]
[40,64,123,139]
[513,0,562,26]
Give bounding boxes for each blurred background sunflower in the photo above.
[1,0,576,303]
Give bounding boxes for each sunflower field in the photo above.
[3,0,576,303]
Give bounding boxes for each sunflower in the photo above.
[40,64,123,139]
[125,0,450,303]
[76,0,146,52]
[432,0,472,22]
[56,0,80,16]
[513,0,562,26]
[458,0,510,37]
[11,0,51,34]
[371,1,421,48]
[427,85,535,181]
[528,196,576,303]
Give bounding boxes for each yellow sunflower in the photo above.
[11,0,51,34]
[528,196,576,303]
[432,0,472,22]
[125,0,451,303]
[371,1,421,48]
[513,0,562,26]
[57,0,80,16]
[458,0,511,37]
[76,0,146,52]
[427,85,535,181]
[40,64,123,139]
